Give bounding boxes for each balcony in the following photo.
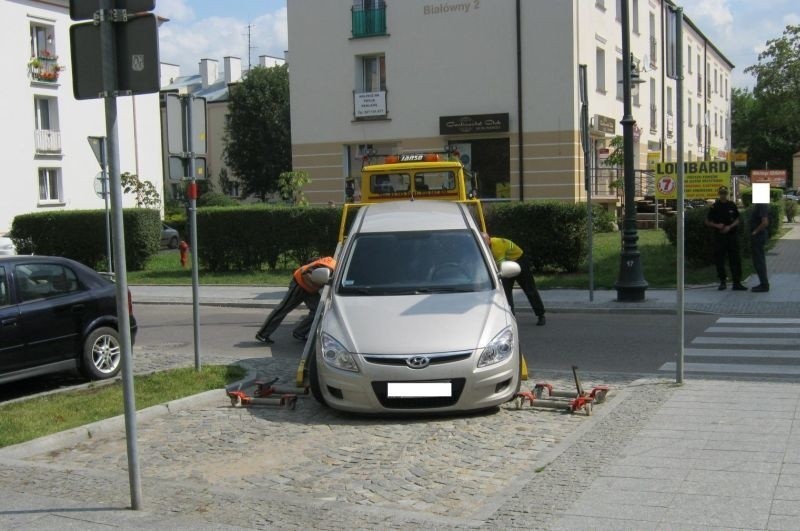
[352,3,387,38]
[29,56,64,83]
[35,129,61,153]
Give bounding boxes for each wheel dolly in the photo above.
[226,377,307,409]
[514,366,609,416]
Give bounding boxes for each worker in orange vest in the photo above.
[255,256,336,345]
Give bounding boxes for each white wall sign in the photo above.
[354,91,386,118]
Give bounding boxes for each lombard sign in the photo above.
[654,160,731,200]
[439,113,509,135]
[354,91,387,118]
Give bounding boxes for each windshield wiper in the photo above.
[415,287,474,294]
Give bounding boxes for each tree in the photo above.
[738,24,800,184]
[224,64,291,200]
[120,172,161,208]
[278,170,311,206]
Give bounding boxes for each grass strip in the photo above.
[0,364,246,448]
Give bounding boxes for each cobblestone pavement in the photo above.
[0,354,649,529]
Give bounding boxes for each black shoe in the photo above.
[536,315,546,326]
[717,281,726,291]
[732,283,748,291]
[255,333,274,345]
[751,285,770,293]
[292,332,308,342]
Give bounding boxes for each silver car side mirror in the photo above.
[498,261,521,279]
[310,267,332,285]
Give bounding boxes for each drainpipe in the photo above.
[660,0,665,163]
[516,0,524,201]
[703,40,708,160]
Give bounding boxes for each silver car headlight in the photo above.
[477,327,514,368]
[321,333,359,372]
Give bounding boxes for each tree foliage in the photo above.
[734,25,800,184]
[224,64,291,200]
[121,172,161,208]
[278,170,311,206]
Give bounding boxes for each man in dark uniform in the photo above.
[704,186,746,291]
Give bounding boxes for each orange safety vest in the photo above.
[293,256,337,293]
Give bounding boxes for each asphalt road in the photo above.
[0,305,717,403]
[131,304,717,374]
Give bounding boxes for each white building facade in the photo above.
[287,0,733,206]
[1,0,165,233]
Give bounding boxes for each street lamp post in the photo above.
[615,0,648,302]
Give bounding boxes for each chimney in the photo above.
[224,56,242,84]
[199,58,218,89]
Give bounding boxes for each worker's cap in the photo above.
[717,186,729,194]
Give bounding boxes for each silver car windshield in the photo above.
[338,230,493,295]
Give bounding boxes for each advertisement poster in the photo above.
[654,161,731,200]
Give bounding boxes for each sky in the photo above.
[154,0,800,90]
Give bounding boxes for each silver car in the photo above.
[309,201,521,414]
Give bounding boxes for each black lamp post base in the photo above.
[615,284,648,302]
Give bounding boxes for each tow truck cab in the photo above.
[338,150,486,242]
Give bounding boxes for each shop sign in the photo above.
[439,113,509,135]
[354,91,386,118]
[592,114,616,135]
[751,169,787,187]
[733,151,748,168]
[655,160,731,200]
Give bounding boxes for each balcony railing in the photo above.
[29,56,63,83]
[35,129,61,153]
[352,3,386,38]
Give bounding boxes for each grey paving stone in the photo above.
[549,515,659,531]
[661,493,771,529]
[679,470,779,499]
[777,473,800,487]
[768,514,800,531]
[590,476,684,494]
[601,464,689,481]
[564,500,668,522]
[770,499,800,517]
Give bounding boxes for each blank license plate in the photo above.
[387,382,452,398]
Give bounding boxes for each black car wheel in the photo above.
[81,326,122,380]
[168,236,179,249]
[309,351,328,407]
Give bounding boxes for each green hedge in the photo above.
[196,205,341,271]
[484,202,588,272]
[10,209,161,271]
[661,202,784,266]
[739,187,784,207]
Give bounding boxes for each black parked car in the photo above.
[0,256,137,385]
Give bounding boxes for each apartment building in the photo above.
[287,0,733,206]
[1,0,164,233]
[159,54,286,200]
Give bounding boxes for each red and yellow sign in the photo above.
[654,161,731,200]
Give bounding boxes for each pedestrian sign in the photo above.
[654,161,731,200]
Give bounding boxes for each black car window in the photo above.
[14,263,82,303]
[0,266,8,307]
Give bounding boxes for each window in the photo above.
[649,78,657,132]
[632,0,639,33]
[596,48,606,92]
[688,97,693,126]
[14,263,81,303]
[724,77,728,99]
[33,97,61,153]
[687,45,692,73]
[667,146,672,162]
[0,266,8,307]
[414,171,456,193]
[697,56,702,94]
[616,0,622,21]
[361,54,386,92]
[714,113,718,137]
[351,0,387,38]
[667,86,673,114]
[38,168,61,202]
[370,172,410,195]
[714,68,718,93]
[30,23,55,59]
[649,14,657,66]
[616,59,624,100]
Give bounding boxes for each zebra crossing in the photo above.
[659,317,800,377]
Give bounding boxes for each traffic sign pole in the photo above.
[98,0,142,509]
[185,94,202,371]
[99,138,113,274]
